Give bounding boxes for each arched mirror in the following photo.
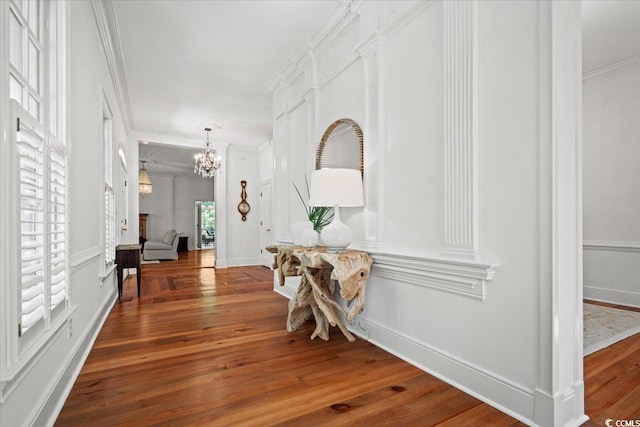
[315,118,363,175]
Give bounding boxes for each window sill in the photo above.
[100,263,117,281]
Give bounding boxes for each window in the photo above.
[2,0,69,376]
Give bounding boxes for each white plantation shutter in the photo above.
[49,142,67,310]
[105,184,115,265]
[16,107,46,334]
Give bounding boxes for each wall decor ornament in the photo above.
[237,180,250,221]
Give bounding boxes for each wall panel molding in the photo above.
[442,0,479,260]
[582,53,640,85]
[370,251,497,300]
[583,240,640,253]
[70,246,102,273]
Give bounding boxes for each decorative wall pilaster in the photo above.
[303,89,318,176]
[273,113,291,242]
[357,34,383,250]
[443,0,479,260]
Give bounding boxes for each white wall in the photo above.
[138,174,215,250]
[583,61,640,307]
[0,1,132,425]
[268,1,584,425]
[226,145,261,266]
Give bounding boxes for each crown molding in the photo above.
[91,0,134,131]
[583,54,640,84]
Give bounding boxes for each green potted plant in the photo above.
[293,176,333,233]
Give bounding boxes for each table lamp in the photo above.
[309,168,364,253]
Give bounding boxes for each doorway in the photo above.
[195,200,215,250]
[259,181,273,268]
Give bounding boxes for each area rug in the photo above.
[584,303,640,356]
[140,259,160,265]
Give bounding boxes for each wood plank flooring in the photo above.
[56,251,639,425]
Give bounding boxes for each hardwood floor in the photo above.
[56,251,638,425]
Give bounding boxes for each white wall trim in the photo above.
[273,275,301,301]
[349,317,536,425]
[31,290,117,427]
[583,240,640,253]
[0,306,77,402]
[226,257,262,267]
[70,246,102,273]
[90,0,134,131]
[582,53,640,85]
[535,1,585,425]
[583,286,640,309]
[369,251,497,300]
[442,0,479,260]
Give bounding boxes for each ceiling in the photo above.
[113,0,339,148]
[121,1,640,174]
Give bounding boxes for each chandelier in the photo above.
[139,161,152,194]
[194,127,221,178]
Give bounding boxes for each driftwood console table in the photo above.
[266,245,373,342]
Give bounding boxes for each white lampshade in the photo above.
[309,168,363,253]
[309,168,363,207]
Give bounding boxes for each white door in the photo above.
[259,181,273,268]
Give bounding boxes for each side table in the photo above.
[266,245,373,342]
[178,236,189,252]
[116,244,142,300]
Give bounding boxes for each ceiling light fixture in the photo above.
[139,161,153,194]
[194,127,221,178]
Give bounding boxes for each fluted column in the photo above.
[443,0,479,259]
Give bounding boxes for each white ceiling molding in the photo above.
[582,53,640,85]
[267,1,360,93]
[90,0,135,131]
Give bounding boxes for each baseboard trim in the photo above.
[227,257,261,267]
[583,286,640,308]
[31,289,118,427]
[273,276,301,300]
[533,385,588,427]
[348,317,536,425]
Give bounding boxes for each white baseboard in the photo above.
[348,317,536,425]
[227,257,262,267]
[584,286,640,308]
[31,289,118,427]
[273,274,300,300]
[534,385,588,427]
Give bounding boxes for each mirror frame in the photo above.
[315,118,364,176]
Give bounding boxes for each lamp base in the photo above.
[319,206,352,253]
[325,247,348,254]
